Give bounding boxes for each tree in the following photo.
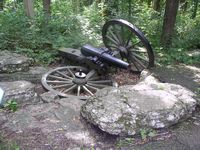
[23,0,34,17]
[43,0,51,19]
[161,0,179,47]
[153,0,161,11]
[72,0,80,13]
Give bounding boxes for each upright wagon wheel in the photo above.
[41,66,114,99]
[102,19,154,72]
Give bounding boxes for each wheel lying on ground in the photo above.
[41,66,114,99]
[102,19,154,72]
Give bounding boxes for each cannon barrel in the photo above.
[81,44,129,69]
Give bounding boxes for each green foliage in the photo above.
[156,47,200,65]
[140,129,156,140]
[0,0,200,66]
[4,99,18,112]
[0,2,95,65]
[174,12,200,49]
[0,137,20,150]
[116,137,135,148]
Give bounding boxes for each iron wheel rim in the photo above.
[41,66,113,99]
[102,19,154,72]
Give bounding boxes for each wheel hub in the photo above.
[118,46,127,53]
[75,71,86,78]
[73,71,87,85]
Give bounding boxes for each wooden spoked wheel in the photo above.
[102,19,154,72]
[41,66,113,99]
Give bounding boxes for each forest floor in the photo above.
[129,64,200,150]
[0,64,199,150]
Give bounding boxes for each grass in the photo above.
[0,138,20,150]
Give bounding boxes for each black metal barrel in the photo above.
[81,44,129,69]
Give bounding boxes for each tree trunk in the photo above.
[0,0,3,11]
[72,0,80,14]
[161,0,179,48]
[23,0,34,18]
[43,0,51,19]
[153,0,161,11]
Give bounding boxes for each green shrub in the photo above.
[4,99,18,112]
[0,2,93,65]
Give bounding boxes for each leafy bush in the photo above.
[0,2,93,65]
[174,12,200,49]
[0,1,199,66]
[4,99,18,112]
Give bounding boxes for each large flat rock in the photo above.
[0,98,116,149]
[0,81,38,105]
[0,51,32,73]
[0,66,50,83]
[81,75,197,136]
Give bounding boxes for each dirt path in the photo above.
[151,64,200,94]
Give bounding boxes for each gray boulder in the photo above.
[0,81,38,105]
[40,91,60,103]
[0,66,50,83]
[0,51,32,73]
[81,75,197,136]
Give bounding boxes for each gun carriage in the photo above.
[41,19,154,99]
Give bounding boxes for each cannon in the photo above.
[41,19,154,99]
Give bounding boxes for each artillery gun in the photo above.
[41,19,154,99]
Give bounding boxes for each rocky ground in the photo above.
[0,51,199,150]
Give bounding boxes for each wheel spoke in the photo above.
[126,41,141,50]
[112,50,120,56]
[63,84,77,93]
[46,80,72,84]
[113,25,123,45]
[120,25,125,45]
[88,76,100,81]
[55,70,73,80]
[86,70,96,80]
[77,86,81,96]
[125,32,132,47]
[83,86,94,96]
[87,83,109,88]
[108,28,120,43]
[128,54,142,71]
[53,83,74,89]
[67,68,75,78]
[88,80,112,84]
[129,49,147,53]
[48,75,70,81]
[106,35,119,46]
[131,52,149,63]
[129,53,146,69]
[86,84,99,91]
[107,45,119,51]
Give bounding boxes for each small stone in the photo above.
[40,91,60,103]
[193,121,200,126]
